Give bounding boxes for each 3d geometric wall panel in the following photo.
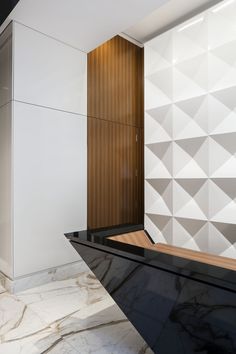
[145,0,236,258]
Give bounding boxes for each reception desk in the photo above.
[65,225,236,354]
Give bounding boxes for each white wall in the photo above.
[0,103,12,277]
[11,21,87,278]
[144,0,236,259]
[0,26,12,108]
[0,20,87,280]
[13,22,87,115]
[0,25,13,278]
[13,102,87,277]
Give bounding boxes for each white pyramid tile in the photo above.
[211,86,236,111]
[210,0,236,24]
[145,214,166,243]
[145,112,171,144]
[209,179,231,219]
[210,133,236,177]
[209,223,233,254]
[173,217,208,249]
[212,200,236,224]
[172,218,193,247]
[209,179,236,223]
[182,238,201,251]
[145,142,172,178]
[173,95,208,139]
[145,45,171,76]
[173,138,208,178]
[175,160,208,179]
[176,179,209,217]
[173,68,206,102]
[211,39,236,66]
[211,132,236,155]
[209,136,232,177]
[145,179,172,215]
[211,221,236,245]
[220,244,236,258]
[145,214,172,244]
[208,94,236,134]
[173,179,208,220]
[145,104,172,143]
[181,15,207,49]
[208,6,236,50]
[176,53,208,90]
[146,31,173,74]
[147,67,173,100]
[208,51,236,90]
[173,54,208,101]
[145,79,171,110]
[212,156,236,178]
[192,223,209,251]
[173,15,207,63]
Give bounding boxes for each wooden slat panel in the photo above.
[88,118,142,229]
[88,36,144,127]
[109,232,236,271]
[88,35,144,229]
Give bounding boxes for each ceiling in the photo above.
[123,0,223,44]
[0,0,225,52]
[0,0,169,52]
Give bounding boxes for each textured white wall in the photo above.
[145,0,236,258]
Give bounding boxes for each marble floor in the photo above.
[0,270,153,354]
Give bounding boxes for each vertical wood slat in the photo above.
[88,35,144,229]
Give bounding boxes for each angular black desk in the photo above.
[65,225,236,354]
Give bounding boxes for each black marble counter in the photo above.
[65,225,236,354]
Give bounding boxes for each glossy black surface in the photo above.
[0,0,19,26]
[65,225,236,354]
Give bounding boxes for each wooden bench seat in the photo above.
[109,231,236,271]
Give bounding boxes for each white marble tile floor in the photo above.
[0,270,153,354]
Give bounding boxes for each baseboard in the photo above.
[0,259,89,294]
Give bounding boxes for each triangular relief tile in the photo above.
[146,142,172,178]
[145,79,171,110]
[208,51,236,91]
[211,86,236,111]
[145,179,172,215]
[220,244,236,258]
[145,214,172,244]
[147,67,173,101]
[173,179,208,220]
[211,221,236,246]
[210,134,236,177]
[173,138,208,178]
[173,15,207,63]
[208,6,236,50]
[209,179,236,223]
[146,31,173,74]
[145,104,172,143]
[209,222,233,255]
[208,94,236,135]
[173,95,208,139]
[145,44,172,76]
[173,54,208,101]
